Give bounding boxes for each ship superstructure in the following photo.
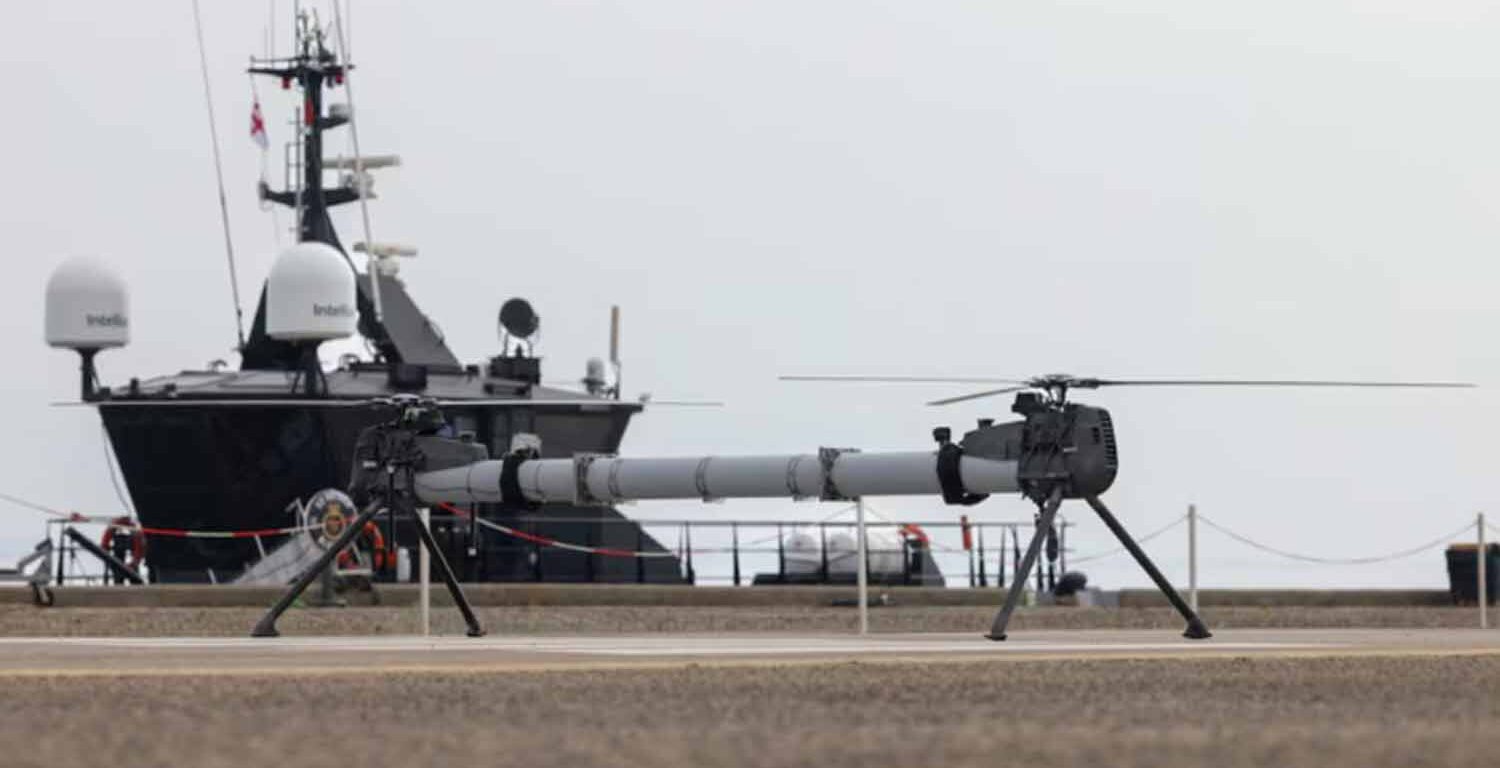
[78,12,682,584]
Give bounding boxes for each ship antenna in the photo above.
[190,0,249,351]
[329,0,384,324]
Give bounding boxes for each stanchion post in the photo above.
[777,523,785,583]
[856,497,869,636]
[1480,512,1488,630]
[419,506,431,637]
[965,515,975,588]
[1059,520,1067,575]
[1188,504,1198,612]
[731,522,741,587]
[977,524,988,587]
[636,527,646,584]
[819,522,829,582]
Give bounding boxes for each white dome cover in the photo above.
[781,527,906,576]
[827,528,904,575]
[45,256,130,350]
[782,530,821,574]
[267,242,356,341]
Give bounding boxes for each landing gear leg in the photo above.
[986,487,1064,641]
[410,507,485,637]
[1084,495,1211,639]
[252,501,383,638]
[251,497,488,639]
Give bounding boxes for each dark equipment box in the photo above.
[1445,543,1500,605]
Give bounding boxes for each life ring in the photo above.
[100,516,145,570]
[337,522,388,572]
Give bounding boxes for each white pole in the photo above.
[1479,512,1487,630]
[1188,504,1198,612]
[418,506,431,637]
[856,498,868,636]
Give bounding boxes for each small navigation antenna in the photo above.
[610,305,622,400]
[582,306,623,399]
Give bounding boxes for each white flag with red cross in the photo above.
[250,100,269,150]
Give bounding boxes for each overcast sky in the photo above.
[3,1,1497,589]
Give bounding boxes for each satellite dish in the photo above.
[267,242,356,342]
[499,297,539,339]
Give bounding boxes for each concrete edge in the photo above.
[12,585,1457,609]
[1118,588,1453,608]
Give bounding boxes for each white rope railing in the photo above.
[1197,514,1475,566]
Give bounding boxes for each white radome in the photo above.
[267,242,356,341]
[782,530,821,574]
[45,256,130,350]
[827,529,905,575]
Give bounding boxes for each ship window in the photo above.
[532,413,619,457]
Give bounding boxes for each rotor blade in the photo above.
[637,399,726,407]
[927,386,1031,406]
[781,375,1031,385]
[1083,379,1476,389]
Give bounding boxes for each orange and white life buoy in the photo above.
[100,516,145,570]
[336,522,388,572]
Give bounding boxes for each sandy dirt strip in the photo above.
[3,604,1499,767]
[2,645,1498,768]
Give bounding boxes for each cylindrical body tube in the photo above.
[413,450,1019,506]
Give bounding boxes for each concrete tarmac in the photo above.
[2,628,1497,676]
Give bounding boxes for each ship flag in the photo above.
[250,100,269,150]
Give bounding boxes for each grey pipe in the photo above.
[414,450,1019,506]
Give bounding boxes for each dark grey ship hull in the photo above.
[102,391,683,585]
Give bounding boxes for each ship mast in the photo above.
[240,10,458,373]
[249,11,355,253]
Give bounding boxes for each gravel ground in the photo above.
[2,654,1497,768]
[0,603,1488,636]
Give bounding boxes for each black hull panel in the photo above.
[101,403,683,584]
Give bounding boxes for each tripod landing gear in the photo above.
[251,497,487,638]
[985,491,1209,641]
[252,398,488,639]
